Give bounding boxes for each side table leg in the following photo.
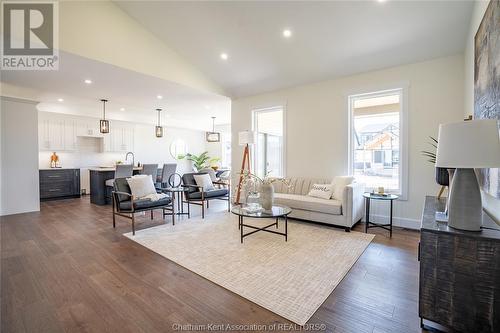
[390,199,393,238]
[365,197,370,233]
[240,216,243,243]
[276,217,278,228]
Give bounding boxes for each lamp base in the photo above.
[447,168,482,231]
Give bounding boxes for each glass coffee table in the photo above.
[231,205,292,243]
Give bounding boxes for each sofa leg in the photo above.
[345,227,351,232]
[150,210,154,220]
[202,201,205,219]
[132,214,135,235]
[207,200,209,208]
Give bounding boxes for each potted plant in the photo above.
[421,136,450,186]
[177,151,211,171]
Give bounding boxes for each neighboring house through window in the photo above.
[348,87,408,198]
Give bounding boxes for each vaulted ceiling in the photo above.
[116,1,474,98]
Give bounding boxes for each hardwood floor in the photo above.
[1,197,426,332]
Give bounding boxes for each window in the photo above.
[253,106,284,178]
[348,88,407,197]
[220,131,231,168]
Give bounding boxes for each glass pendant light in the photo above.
[206,116,220,142]
[155,108,163,138]
[99,99,109,134]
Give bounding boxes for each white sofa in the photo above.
[272,177,365,231]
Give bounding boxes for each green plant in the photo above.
[421,136,438,164]
[177,151,211,171]
[208,157,221,166]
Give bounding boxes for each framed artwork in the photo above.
[474,0,500,199]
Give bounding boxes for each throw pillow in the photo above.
[307,184,334,200]
[193,174,215,192]
[126,175,157,199]
[332,176,355,201]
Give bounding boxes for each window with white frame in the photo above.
[253,106,284,178]
[220,131,231,169]
[349,88,407,196]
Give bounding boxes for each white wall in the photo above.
[133,123,208,175]
[1,97,40,216]
[59,1,225,96]
[464,0,500,222]
[232,55,465,227]
[206,124,231,167]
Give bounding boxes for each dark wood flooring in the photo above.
[1,197,427,333]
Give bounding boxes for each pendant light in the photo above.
[206,116,220,142]
[99,99,109,134]
[155,108,163,138]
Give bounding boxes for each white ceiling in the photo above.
[0,52,231,131]
[116,0,473,98]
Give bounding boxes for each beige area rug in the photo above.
[124,211,374,325]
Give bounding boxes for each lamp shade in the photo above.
[436,119,500,168]
[238,131,255,146]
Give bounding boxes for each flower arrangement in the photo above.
[239,171,292,190]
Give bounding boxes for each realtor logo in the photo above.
[1,1,59,70]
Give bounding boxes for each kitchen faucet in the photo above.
[125,152,135,166]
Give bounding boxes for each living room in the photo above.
[1,1,499,332]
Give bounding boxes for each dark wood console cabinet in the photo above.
[419,196,500,332]
[39,169,81,201]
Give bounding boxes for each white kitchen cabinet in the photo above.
[76,119,102,138]
[111,127,134,152]
[39,118,64,151]
[39,118,50,150]
[64,120,78,150]
[102,131,114,152]
[39,116,78,151]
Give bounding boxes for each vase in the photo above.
[260,183,274,210]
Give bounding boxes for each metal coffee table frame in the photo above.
[232,205,292,243]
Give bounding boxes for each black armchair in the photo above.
[112,178,174,235]
[182,172,230,219]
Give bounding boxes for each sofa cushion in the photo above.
[307,184,334,199]
[274,193,342,215]
[332,176,354,201]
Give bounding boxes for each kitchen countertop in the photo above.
[39,167,79,170]
[88,166,143,171]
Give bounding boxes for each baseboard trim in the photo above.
[363,214,420,230]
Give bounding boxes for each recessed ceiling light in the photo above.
[57,98,64,102]
[283,29,292,38]
[220,53,228,60]
[84,79,92,84]
[157,95,163,99]
[377,0,387,2]
[120,107,125,111]
[205,105,211,109]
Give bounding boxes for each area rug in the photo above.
[124,211,374,325]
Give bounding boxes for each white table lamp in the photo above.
[238,130,255,146]
[435,119,500,231]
